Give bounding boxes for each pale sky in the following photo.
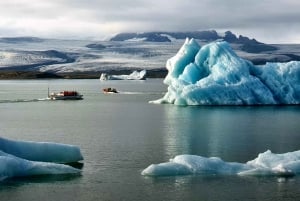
[0,0,299,43]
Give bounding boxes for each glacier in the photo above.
[142,150,300,177]
[151,38,300,105]
[0,137,83,181]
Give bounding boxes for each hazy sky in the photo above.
[0,0,299,43]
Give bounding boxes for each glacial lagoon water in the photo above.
[0,79,300,201]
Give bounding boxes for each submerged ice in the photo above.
[0,137,83,181]
[151,38,300,105]
[142,150,300,177]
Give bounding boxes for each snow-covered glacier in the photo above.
[0,137,83,181]
[151,38,300,105]
[142,150,300,177]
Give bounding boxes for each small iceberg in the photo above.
[142,150,300,177]
[0,151,80,181]
[100,70,147,80]
[0,137,83,181]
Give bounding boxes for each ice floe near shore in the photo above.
[0,137,83,181]
[142,150,300,177]
[151,38,300,105]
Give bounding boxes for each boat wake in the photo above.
[118,91,166,95]
[0,98,50,104]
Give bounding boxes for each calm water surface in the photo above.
[0,79,300,201]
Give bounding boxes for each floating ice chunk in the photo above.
[141,162,191,176]
[142,150,300,177]
[151,38,300,105]
[0,151,80,181]
[0,137,83,181]
[142,155,250,176]
[242,150,300,176]
[100,70,147,80]
[0,137,83,163]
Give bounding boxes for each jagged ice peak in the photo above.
[151,38,300,105]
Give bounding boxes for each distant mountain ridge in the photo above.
[2,32,300,79]
[110,30,278,53]
[110,30,255,43]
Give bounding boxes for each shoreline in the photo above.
[0,69,168,79]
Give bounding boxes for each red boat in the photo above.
[102,87,118,94]
[48,90,83,100]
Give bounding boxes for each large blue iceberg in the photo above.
[151,39,300,105]
[142,150,300,177]
[0,137,83,181]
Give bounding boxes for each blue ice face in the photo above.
[0,137,82,181]
[0,137,83,163]
[151,38,300,105]
[168,38,200,79]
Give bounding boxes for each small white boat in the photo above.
[48,90,83,100]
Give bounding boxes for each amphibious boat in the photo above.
[48,90,83,100]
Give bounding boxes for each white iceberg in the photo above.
[151,38,300,105]
[142,150,300,177]
[100,70,147,80]
[0,137,83,181]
